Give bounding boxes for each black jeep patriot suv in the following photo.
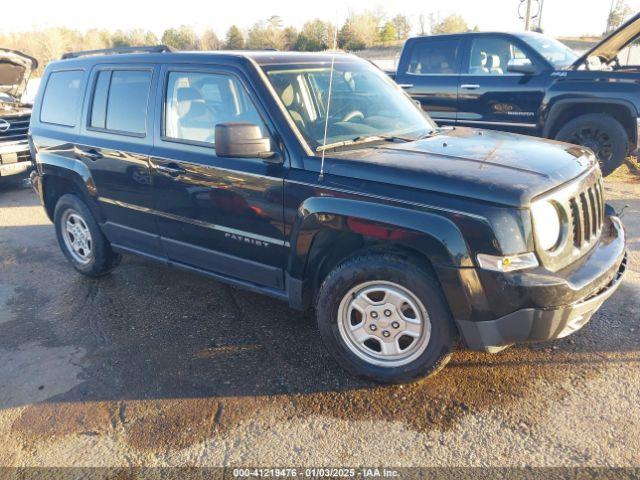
[29,46,627,383]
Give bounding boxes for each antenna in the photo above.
[319,23,339,182]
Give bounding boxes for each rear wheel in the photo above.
[54,194,121,276]
[554,113,628,176]
[316,253,456,384]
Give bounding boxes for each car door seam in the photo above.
[97,196,290,247]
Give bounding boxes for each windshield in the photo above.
[521,34,578,68]
[261,60,435,152]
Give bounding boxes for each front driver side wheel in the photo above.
[316,253,457,383]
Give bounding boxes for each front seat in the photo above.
[469,50,489,75]
[281,84,306,129]
[487,55,504,75]
[175,87,216,143]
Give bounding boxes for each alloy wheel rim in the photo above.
[337,281,431,367]
[61,209,93,265]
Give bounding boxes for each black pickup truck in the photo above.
[392,13,640,176]
[29,47,627,383]
[0,49,37,181]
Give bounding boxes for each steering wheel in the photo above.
[341,110,365,122]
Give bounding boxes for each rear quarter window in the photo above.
[406,38,462,75]
[40,70,84,127]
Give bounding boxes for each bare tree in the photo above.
[161,25,200,50]
[247,17,288,50]
[338,10,382,50]
[606,0,633,33]
[418,14,427,36]
[200,29,221,50]
[296,20,333,51]
[392,14,412,40]
[431,14,470,35]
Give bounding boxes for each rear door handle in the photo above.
[74,146,102,161]
[460,84,480,90]
[397,83,414,89]
[154,162,186,177]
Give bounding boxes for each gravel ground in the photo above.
[0,172,638,470]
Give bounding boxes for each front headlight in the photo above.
[531,200,562,251]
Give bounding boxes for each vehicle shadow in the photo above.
[1,187,639,453]
[0,176,31,193]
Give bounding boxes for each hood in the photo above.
[328,127,597,208]
[572,12,640,68]
[0,48,37,99]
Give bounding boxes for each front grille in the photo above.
[535,165,605,272]
[0,114,30,142]
[568,177,605,248]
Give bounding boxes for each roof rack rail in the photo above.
[61,45,174,60]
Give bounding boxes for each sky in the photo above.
[6,0,640,38]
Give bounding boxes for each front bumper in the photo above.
[457,216,628,352]
[0,140,31,178]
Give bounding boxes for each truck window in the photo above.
[406,39,461,75]
[40,70,84,127]
[164,71,264,146]
[615,38,640,68]
[89,69,152,135]
[520,34,577,68]
[467,37,533,75]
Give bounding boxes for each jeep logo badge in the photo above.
[0,119,10,133]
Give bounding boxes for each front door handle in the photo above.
[154,162,186,177]
[397,83,414,89]
[460,84,480,90]
[74,146,103,161]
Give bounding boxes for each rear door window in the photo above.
[89,69,152,135]
[40,70,84,127]
[406,38,462,75]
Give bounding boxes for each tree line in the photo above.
[0,11,476,75]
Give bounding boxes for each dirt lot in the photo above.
[0,167,638,469]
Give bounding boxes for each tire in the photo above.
[554,113,628,176]
[54,193,121,276]
[316,252,457,384]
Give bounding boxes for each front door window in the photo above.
[467,37,534,75]
[164,71,265,146]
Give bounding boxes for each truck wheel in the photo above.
[554,113,628,176]
[316,253,456,384]
[54,194,121,277]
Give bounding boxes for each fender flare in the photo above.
[287,196,475,282]
[542,97,639,140]
[37,153,103,222]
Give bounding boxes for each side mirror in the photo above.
[507,59,537,75]
[215,122,281,163]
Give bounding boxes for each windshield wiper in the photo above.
[315,129,444,153]
[377,134,417,142]
[316,135,388,153]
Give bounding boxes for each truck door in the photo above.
[456,34,548,135]
[395,36,463,126]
